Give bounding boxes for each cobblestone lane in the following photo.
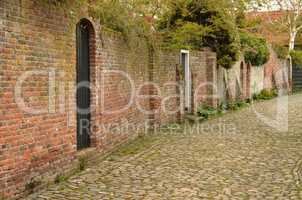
[28,94,302,200]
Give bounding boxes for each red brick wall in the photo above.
[218,49,290,103]
[0,1,215,199]
[191,50,217,111]
[263,48,290,91]
[1,1,79,198]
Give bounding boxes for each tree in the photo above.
[255,0,302,51]
[157,0,243,68]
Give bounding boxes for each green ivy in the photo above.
[240,32,270,66]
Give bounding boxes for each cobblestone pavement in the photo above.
[28,94,302,200]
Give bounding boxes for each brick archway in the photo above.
[76,18,96,150]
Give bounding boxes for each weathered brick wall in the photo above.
[263,48,291,91]
[217,57,251,102]
[191,50,217,111]
[151,50,180,125]
[151,49,217,123]
[94,29,151,150]
[249,48,290,95]
[1,0,79,198]
[218,49,290,103]
[0,1,214,199]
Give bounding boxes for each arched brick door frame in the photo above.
[76,18,96,150]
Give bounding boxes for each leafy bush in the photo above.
[90,1,137,35]
[198,100,249,119]
[290,50,302,67]
[165,22,207,50]
[197,105,217,119]
[89,0,159,50]
[240,32,270,66]
[158,0,241,69]
[218,102,228,113]
[253,89,278,100]
[273,44,288,59]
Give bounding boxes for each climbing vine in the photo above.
[40,0,272,69]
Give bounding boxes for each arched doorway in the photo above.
[76,19,94,150]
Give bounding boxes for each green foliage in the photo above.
[197,105,217,119]
[207,16,241,68]
[197,100,249,119]
[158,0,241,68]
[90,1,132,34]
[54,175,68,184]
[226,100,248,110]
[240,31,270,66]
[290,50,302,67]
[90,0,156,47]
[163,22,206,50]
[253,89,278,100]
[42,0,268,70]
[273,44,288,59]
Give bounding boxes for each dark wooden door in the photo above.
[76,23,91,150]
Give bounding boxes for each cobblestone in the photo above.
[27,94,302,200]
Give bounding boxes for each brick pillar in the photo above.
[246,63,251,99]
[206,52,218,107]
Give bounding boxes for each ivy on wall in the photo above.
[40,0,272,69]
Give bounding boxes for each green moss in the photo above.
[108,136,157,159]
[0,195,6,200]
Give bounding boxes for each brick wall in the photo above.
[0,1,215,199]
[1,0,79,198]
[191,50,217,111]
[217,49,290,103]
[217,57,251,102]
[263,48,291,91]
